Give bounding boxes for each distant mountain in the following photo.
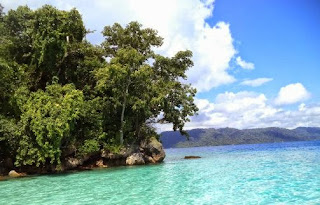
[160,127,320,148]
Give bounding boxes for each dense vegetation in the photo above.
[161,127,320,148]
[0,5,197,171]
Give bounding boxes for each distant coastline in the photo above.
[161,127,320,148]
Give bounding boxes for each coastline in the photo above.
[0,137,165,179]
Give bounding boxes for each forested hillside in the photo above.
[161,127,320,148]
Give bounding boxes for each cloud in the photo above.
[176,91,319,130]
[185,22,237,92]
[275,83,310,105]
[2,0,240,93]
[240,78,273,87]
[236,56,255,70]
[186,91,279,129]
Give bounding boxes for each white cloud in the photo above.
[174,91,319,130]
[240,78,273,87]
[275,83,310,105]
[186,21,237,92]
[185,91,280,129]
[2,0,240,93]
[298,103,306,111]
[236,56,255,70]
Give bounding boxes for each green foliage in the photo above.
[0,115,21,160]
[76,139,100,157]
[16,83,84,167]
[0,5,198,170]
[97,22,198,144]
[103,140,123,155]
[1,5,89,90]
[102,21,163,57]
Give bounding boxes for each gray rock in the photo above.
[96,159,107,168]
[64,157,84,169]
[63,150,99,170]
[141,137,165,163]
[64,155,90,170]
[8,170,26,178]
[126,153,145,165]
[184,155,201,159]
[144,155,156,163]
[101,146,137,159]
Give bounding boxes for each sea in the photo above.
[1,140,320,205]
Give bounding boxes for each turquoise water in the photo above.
[1,141,320,205]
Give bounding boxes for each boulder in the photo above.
[184,156,201,159]
[8,170,26,178]
[144,155,156,163]
[63,151,100,170]
[101,146,137,159]
[141,137,165,163]
[126,153,145,165]
[64,157,87,170]
[96,159,107,168]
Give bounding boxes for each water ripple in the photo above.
[1,141,320,204]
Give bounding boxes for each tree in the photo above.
[1,5,88,90]
[0,5,104,169]
[96,22,198,145]
[0,5,198,171]
[15,83,84,167]
[30,5,86,89]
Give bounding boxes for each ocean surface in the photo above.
[1,140,320,205]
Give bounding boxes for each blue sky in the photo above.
[201,0,320,102]
[3,0,320,130]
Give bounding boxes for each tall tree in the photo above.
[1,5,88,90]
[0,5,198,170]
[0,5,102,169]
[96,22,198,145]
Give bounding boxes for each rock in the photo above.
[96,159,107,168]
[63,151,100,170]
[8,170,26,178]
[101,146,137,159]
[144,155,156,163]
[141,137,165,163]
[64,157,86,170]
[126,153,145,165]
[184,156,201,159]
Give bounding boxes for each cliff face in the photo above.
[0,137,165,177]
[161,127,320,148]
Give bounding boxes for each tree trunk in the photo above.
[135,115,141,140]
[119,79,130,145]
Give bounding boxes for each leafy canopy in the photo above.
[16,83,84,167]
[0,5,198,170]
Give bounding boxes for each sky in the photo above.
[2,0,320,131]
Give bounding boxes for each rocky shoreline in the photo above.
[0,137,165,179]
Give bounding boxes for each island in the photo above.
[0,5,198,177]
[161,127,320,148]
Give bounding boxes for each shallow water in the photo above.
[1,141,320,205]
